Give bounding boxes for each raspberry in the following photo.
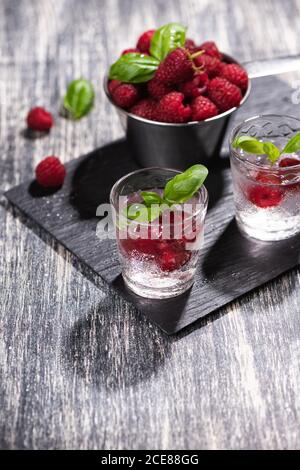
[155,92,191,123]
[159,248,190,272]
[179,72,209,98]
[199,41,221,59]
[190,96,218,121]
[185,38,196,50]
[111,83,139,108]
[194,53,223,77]
[220,63,248,92]
[247,172,283,208]
[279,157,300,167]
[121,48,140,55]
[26,107,53,132]
[247,185,283,208]
[207,77,242,112]
[279,157,300,190]
[136,29,155,53]
[107,79,121,95]
[35,156,66,188]
[154,48,195,85]
[147,78,172,99]
[130,98,157,120]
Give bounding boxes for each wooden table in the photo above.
[1,0,300,450]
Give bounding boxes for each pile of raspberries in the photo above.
[108,30,248,123]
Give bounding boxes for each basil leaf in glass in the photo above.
[232,136,266,154]
[141,191,163,206]
[163,164,208,204]
[125,203,160,223]
[282,132,300,154]
[263,142,281,163]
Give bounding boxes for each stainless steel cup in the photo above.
[104,53,300,170]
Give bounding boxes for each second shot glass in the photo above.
[229,115,300,241]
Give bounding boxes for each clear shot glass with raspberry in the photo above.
[110,168,208,299]
[229,115,300,241]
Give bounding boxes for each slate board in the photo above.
[5,136,300,335]
[5,75,300,334]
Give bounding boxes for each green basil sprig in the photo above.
[282,132,300,154]
[163,164,208,204]
[63,78,94,119]
[233,132,300,164]
[108,22,187,84]
[150,22,186,61]
[125,164,208,223]
[126,202,161,223]
[109,53,160,83]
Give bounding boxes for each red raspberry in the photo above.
[147,78,172,99]
[136,29,155,53]
[26,107,53,132]
[199,41,221,59]
[207,77,242,112]
[155,92,191,123]
[179,72,209,98]
[159,249,190,272]
[279,157,300,190]
[247,172,283,208]
[35,156,66,188]
[190,96,218,121]
[130,99,157,120]
[121,48,140,55]
[154,48,195,85]
[194,54,223,77]
[107,79,121,95]
[185,38,196,50]
[279,157,300,167]
[220,63,248,92]
[111,83,139,109]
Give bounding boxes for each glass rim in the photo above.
[229,113,300,172]
[109,166,209,226]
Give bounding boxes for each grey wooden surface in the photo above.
[1,0,300,450]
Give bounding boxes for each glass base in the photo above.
[236,215,300,241]
[123,272,194,299]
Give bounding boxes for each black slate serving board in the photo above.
[5,75,300,334]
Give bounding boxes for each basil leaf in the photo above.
[282,132,300,154]
[263,142,281,163]
[63,78,94,119]
[150,22,186,61]
[109,53,159,83]
[126,203,160,223]
[141,191,163,206]
[232,136,266,154]
[163,164,208,204]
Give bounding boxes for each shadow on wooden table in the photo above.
[62,296,173,390]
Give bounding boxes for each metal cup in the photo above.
[104,53,251,170]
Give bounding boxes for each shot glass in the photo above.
[110,168,208,299]
[229,115,300,241]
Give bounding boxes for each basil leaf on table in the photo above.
[63,78,94,119]
[282,132,300,154]
[163,164,208,204]
[150,22,186,61]
[109,53,160,83]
